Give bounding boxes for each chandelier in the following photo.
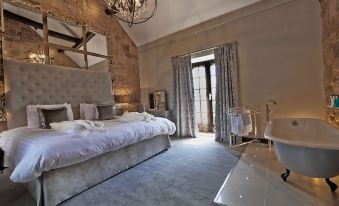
[103,0,157,27]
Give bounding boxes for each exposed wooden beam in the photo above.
[72,31,96,49]
[82,25,88,69]
[42,14,50,64]
[4,10,80,43]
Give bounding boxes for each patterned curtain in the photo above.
[214,43,239,142]
[172,56,196,138]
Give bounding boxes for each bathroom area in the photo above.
[212,0,339,203]
[213,99,339,206]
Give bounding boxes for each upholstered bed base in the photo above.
[24,135,171,206]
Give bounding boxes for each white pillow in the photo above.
[80,103,98,120]
[27,103,74,128]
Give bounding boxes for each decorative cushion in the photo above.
[96,103,116,120]
[80,103,98,120]
[38,107,69,129]
[27,103,74,128]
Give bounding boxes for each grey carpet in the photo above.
[0,136,238,206]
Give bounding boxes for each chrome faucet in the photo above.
[266,99,277,122]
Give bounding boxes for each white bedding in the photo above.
[50,120,107,137]
[0,117,176,183]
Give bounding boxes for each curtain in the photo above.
[214,43,239,142]
[172,56,196,138]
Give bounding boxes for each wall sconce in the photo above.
[114,94,133,114]
[26,51,45,64]
[114,94,132,104]
[25,51,55,64]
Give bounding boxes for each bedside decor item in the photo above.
[103,0,157,27]
[154,90,166,110]
[149,90,167,110]
[149,93,155,109]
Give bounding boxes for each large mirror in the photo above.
[2,2,44,62]
[1,1,110,71]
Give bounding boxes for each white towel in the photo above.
[50,120,107,137]
[229,109,252,136]
[119,112,157,122]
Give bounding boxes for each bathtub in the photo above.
[264,118,339,191]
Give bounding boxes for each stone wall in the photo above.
[320,0,339,125]
[0,0,140,108]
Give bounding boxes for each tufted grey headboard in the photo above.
[4,60,113,129]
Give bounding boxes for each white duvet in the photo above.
[0,117,176,183]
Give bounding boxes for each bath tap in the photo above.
[266,99,277,122]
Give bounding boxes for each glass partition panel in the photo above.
[3,2,43,42]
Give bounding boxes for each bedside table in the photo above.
[147,110,170,119]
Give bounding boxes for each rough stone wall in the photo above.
[320,0,339,125]
[0,0,140,102]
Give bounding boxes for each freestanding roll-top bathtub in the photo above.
[264,118,339,191]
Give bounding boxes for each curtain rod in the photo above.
[173,41,239,59]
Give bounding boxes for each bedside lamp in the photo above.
[114,94,132,115]
[114,95,132,104]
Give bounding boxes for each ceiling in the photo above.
[119,0,261,46]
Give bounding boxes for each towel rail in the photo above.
[227,106,261,147]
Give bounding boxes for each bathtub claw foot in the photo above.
[281,169,290,182]
[325,178,337,192]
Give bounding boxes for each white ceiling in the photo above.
[119,0,261,46]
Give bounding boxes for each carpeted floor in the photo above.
[0,135,238,206]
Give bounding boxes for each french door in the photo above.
[192,61,216,132]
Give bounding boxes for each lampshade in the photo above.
[114,94,132,103]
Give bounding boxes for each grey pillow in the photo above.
[96,104,116,120]
[38,107,68,129]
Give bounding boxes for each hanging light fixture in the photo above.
[103,0,157,27]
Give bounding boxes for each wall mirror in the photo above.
[1,1,110,71]
[2,2,44,62]
[149,90,167,110]
[46,16,84,51]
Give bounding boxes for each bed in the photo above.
[0,60,175,206]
